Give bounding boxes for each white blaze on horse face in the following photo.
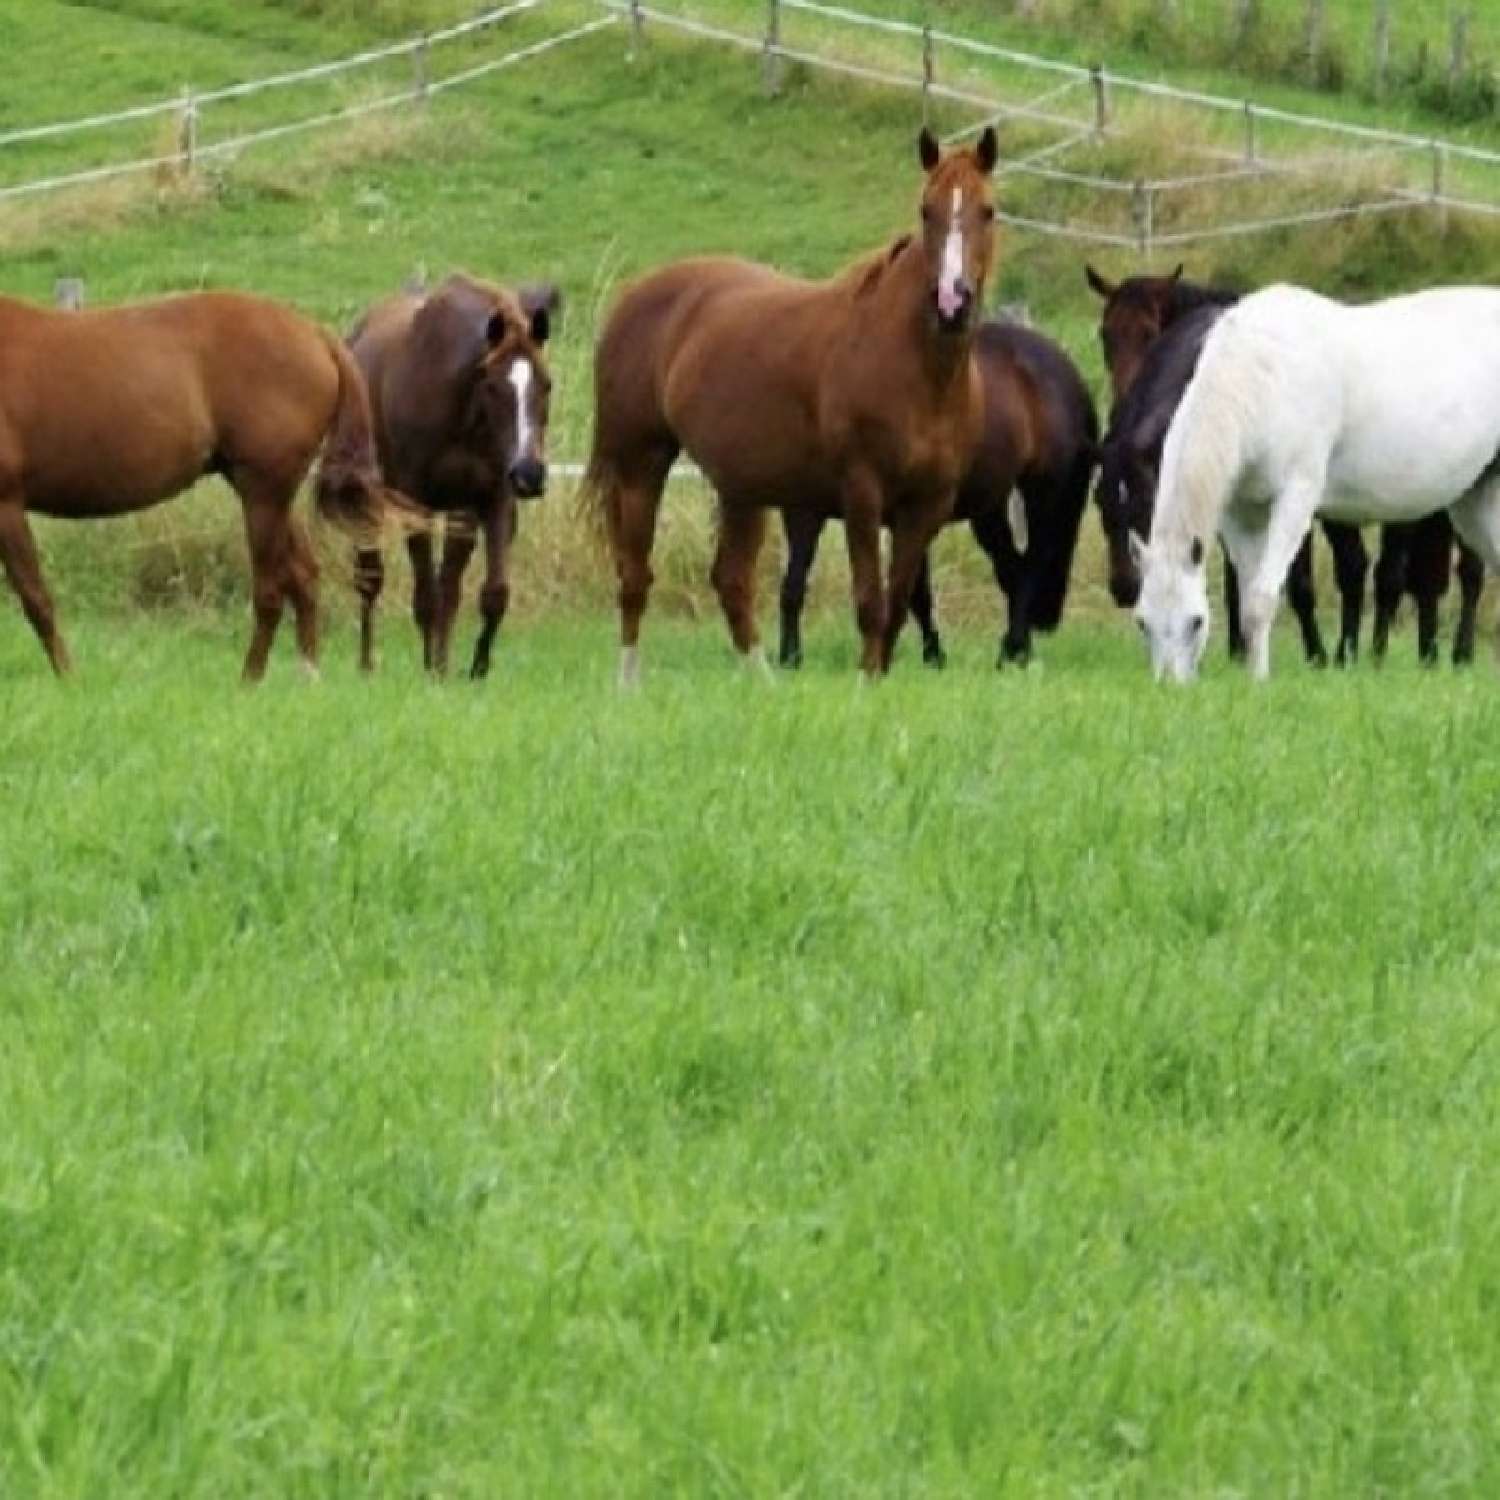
[1135,547,1210,683]
[507,357,534,459]
[938,188,966,321]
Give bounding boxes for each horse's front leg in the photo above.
[1283,533,1327,667]
[841,468,887,677]
[1238,477,1323,682]
[1453,542,1485,665]
[909,549,945,667]
[881,491,953,673]
[469,499,516,681]
[354,542,384,673]
[0,498,71,675]
[433,515,478,678]
[778,508,826,669]
[968,503,1024,667]
[1324,521,1368,667]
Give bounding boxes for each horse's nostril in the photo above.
[509,460,547,498]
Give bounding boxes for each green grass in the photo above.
[5,611,1500,1495]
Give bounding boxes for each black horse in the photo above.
[778,319,1098,669]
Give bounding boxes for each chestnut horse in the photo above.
[0,290,395,680]
[777,318,1098,669]
[348,274,555,678]
[581,127,999,682]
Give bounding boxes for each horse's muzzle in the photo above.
[509,459,548,499]
[1109,571,1142,609]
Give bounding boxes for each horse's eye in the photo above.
[1136,617,1148,635]
[980,204,996,222]
[921,205,935,224]
[1188,615,1205,636]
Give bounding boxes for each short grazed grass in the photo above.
[4,611,1500,1495]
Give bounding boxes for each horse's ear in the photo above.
[517,281,562,328]
[975,125,998,175]
[528,306,550,345]
[918,127,941,172]
[1128,531,1150,570]
[1086,264,1115,300]
[485,310,505,347]
[1169,263,1185,284]
[1189,536,1205,568]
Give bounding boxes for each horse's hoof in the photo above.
[1308,651,1328,670]
[618,645,642,690]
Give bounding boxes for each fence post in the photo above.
[411,34,430,103]
[177,87,198,177]
[1372,0,1391,97]
[762,0,783,97]
[55,278,85,310]
[1448,9,1469,93]
[1090,63,1108,136]
[921,25,934,128]
[1242,100,1258,163]
[1131,178,1154,263]
[1431,141,1449,232]
[628,0,644,59]
[1230,0,1257,50]
[1303,0,1324,81]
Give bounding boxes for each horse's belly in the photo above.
[1321,429,1500,522]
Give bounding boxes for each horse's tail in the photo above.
[1026,371,1101,632]
[314,332,427,535]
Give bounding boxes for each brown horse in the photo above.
[347,274,555,678]
[581,127,999,682]
[0,289,396,680]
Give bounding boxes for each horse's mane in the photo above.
[1168,281,1240,317]
[850,234,914,299]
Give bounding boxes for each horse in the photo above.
[1092,265,1484,665]
[580,126,999,683]
[776,318,1097,669]
[1093,301,1369,666]
[0,289,398,680]
[347,274,555,678]
[1134,283,1500,681]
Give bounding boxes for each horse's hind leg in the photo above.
[881,499,950,673]
[1453,542,1484,665]
[236,487,295,683]
[608,457,673,688]
[909,549,945,668]
[433,516,478,678]
[407,529,438,672]
[283,519,321,678]
[0,499,71,675]
[710,502,770,674]
[354,543,384,673]
[778,509,827,669]
[1325,521,1368,667]
[968,504,1024,667]
[1283,534,1327,667]
[1371,524,1410,663]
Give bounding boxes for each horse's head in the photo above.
[466,289,554,499]
[1086,263,1184,399]
[1133,532,1209,682]
[1094,439,1158,607]
[917,125,998,336]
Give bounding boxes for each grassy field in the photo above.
[6,613,1500,1495]
[7,1,1500,1493]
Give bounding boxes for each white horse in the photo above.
[1133,283,1500,681]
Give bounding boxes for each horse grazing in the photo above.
[582,126,999,682]
[348,274,555,678]
[1135,283,1500,681]
[0,289,395,680]
[1094,301,1369,666]
[777,318,1097,669]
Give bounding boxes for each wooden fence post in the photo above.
[1372,0,1391,97]
[1090,63,1108,137]
[1131,179,1154,263]
[921,25,934,128]
[1303,0,1325,80]
[1431,141,1449,232]
[1242,100,1258,163]
[762,0,783,97]
[55,278,85,310]
[1449,9,1469,93]
[411,34,430,103]
[177,87,198,176]
[628,0,644,59]
[1230,0,1257,51]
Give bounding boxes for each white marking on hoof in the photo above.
[300,660,323,684]
[618,644,641,689]
[742,645,776,683]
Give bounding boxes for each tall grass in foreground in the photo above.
[4,613,1500,1493]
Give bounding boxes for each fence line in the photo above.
[0,14,614,205]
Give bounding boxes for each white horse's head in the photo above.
[1132,533,1209,682]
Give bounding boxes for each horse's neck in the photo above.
[867,241,973,395]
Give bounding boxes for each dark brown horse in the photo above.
[777,319,1098,669]
[348,274,555,678]
[581,127,999,682]
[0,289,395,679]
[1089,265,1484,664]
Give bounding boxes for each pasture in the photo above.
[7,0,1500,1493]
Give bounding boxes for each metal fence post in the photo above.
[762,0,783,96]
[921,25,934,128]
[177,87,198,176]
[1090,63,1108,136]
